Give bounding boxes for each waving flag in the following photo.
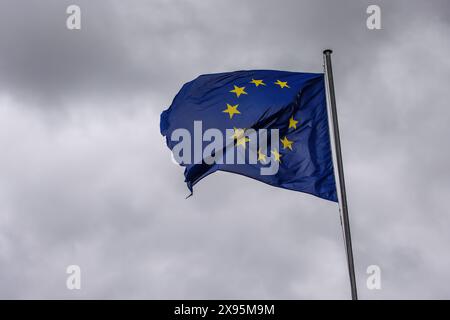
[160,70,337,202]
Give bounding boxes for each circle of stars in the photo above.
[221,78,300,164]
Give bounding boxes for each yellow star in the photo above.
[274,80,290,88]
[222,103,240,119]
[232,128,250,148]
[288,116,299,129]
[280,136,293,151]
[257,148,267,163]
[250,79,266,87]
[230,85,248,98]
[271,149,282,162]
[231,127,244,139]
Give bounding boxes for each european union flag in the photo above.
[160,70,337,202]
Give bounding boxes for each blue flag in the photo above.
[160,70,337,202]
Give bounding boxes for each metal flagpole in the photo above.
[323,49,358,300]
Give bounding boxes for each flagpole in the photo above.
[323,49,358,300]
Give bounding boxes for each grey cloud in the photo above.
[0,0,449,299]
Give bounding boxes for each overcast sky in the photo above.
[0,0,450,299]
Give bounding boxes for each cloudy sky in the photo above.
[0,0,449,299]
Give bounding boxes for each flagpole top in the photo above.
[323,49,333,55]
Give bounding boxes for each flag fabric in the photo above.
[160,70,337,202]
